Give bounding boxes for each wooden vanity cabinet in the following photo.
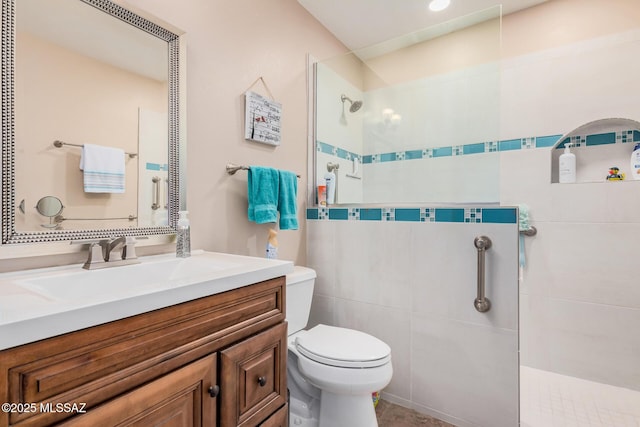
[0,276,288,427]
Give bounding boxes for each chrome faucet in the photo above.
[82,236,141,270]
[104,236,126,262]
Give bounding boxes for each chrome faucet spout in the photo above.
[80,236,141,270]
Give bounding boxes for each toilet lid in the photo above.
[295,324,391,368]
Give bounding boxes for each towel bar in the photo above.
[55,215,137,223]
[53,140,137,158]
[226,163,300,178]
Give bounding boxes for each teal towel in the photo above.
[278,170,298,230]
[248,166,279,224]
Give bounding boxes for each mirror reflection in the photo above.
[14,0,169,232]
[35,196,64,229]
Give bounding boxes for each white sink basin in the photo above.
[16,255,240,301]
[0,250,293,350]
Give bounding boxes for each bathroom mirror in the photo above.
[2,0,186,245]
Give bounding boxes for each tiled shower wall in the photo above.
[308,23,640,427]
[306,208,519,427]
[500,29,640,391]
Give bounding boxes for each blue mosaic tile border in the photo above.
[317,129,640,165]
[556,130,640,148]
[307,207,517,224]
[317,141,361,162]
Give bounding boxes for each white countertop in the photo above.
[0,250,293,350]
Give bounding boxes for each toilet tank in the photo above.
[285,266,316,335]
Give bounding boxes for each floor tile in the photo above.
[521,366,640,427]
[376,399,455,427]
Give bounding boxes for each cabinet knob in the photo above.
[258,376,267,387]
[208,385,220,398]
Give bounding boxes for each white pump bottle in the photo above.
[324,171,336,204]
[559,143,576,183]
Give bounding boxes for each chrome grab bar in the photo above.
[474,235,492,313]
[152,176,161,210]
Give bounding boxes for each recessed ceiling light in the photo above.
[429,0,451,12]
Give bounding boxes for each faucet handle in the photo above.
[83,243,106,270]
[123,237,138,260]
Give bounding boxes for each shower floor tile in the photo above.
[521,366,640,427]
[376,400,455,427]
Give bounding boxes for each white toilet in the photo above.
[286,266,393,427]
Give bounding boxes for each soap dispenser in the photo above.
[559,143,576,183]
[176,210,191,258]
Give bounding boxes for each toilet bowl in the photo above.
[286,267,393,427]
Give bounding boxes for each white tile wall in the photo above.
[499,29,640,395]
[500,29,640,141]
[333,221,414,310]
[411,313,519,427]
[364,62,501,151]
[306,218,519,426]
[520,294,640,390]
[504,151,640,392]
[362,154,500,204]
[411,223,519,330]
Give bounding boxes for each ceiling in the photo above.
[297,0,549,51]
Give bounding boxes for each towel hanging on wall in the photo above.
[247,166,280,223]
[79,144,125,193]
[278,170,298,230]
[247,166,298,230]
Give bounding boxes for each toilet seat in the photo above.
[295,324,391,368]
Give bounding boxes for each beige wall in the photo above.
[502,0,640,58]
[358,0,640,89]
[122,0,347,264]
[363,16,501,87]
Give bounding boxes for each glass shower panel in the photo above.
[314,6,502,205]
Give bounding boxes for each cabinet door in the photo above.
[220,323,287,427]
[59,354,217,427]
[259,403,288,427]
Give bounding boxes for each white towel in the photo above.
[79,144,125,193]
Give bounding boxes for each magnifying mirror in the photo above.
[35,196,64,228]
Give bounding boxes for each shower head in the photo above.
[341,94,363,113]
